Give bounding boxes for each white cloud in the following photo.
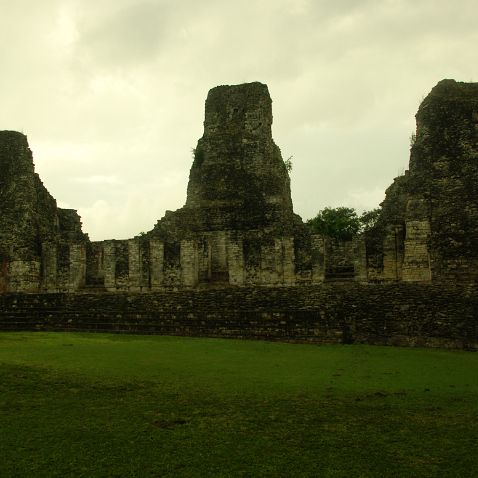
[346,187,387,212]
[73,175,122,185]
[77,178,187,241]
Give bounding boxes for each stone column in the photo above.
[103,241,116,291]
[402,220,432,281]
[180,239,198,287]
[150,239,164,290]
[128,239,142,291]
[69,244,86,291]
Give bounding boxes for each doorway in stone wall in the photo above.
[0,257,8,292]
[198,234,230,284]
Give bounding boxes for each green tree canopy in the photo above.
[307,207,360,240]
[307,207,381,240]
[359,208,381,232]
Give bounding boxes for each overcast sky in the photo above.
[1,0,477,240]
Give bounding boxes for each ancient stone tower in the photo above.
[146,82,310,288]
[366,80,478,284]
[185,82,294,230]
[150,83,296,236]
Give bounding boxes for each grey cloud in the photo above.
[75,0,175,67]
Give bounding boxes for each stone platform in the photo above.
[1,283,476,350]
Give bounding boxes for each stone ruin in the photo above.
[1,79,478,294]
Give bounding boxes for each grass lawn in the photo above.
[0,332,477,477]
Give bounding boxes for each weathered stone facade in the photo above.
[0,131,88,293]
[2,81,478,293]
[1,80,477,347]
[366,80,478,284]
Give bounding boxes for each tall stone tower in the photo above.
[148,82,305,287]
[366,79,478,283]
[152,82,295,238]
[185,82,294,230]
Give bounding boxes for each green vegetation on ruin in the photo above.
[307,206,381,240]
[0,332,477,477]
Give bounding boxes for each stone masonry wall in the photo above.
[88,233,325,291]
[0,283,476,350]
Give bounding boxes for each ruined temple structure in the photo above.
[366,80,478,284]
[1,79,478,294]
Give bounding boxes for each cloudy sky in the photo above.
[1,0,477,240]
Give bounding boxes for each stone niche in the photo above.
[1,79,478,293]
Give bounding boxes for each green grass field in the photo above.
[0,332,477,477]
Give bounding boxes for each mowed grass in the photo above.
[0,333,477,477]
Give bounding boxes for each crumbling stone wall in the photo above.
[85,232,321,291]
